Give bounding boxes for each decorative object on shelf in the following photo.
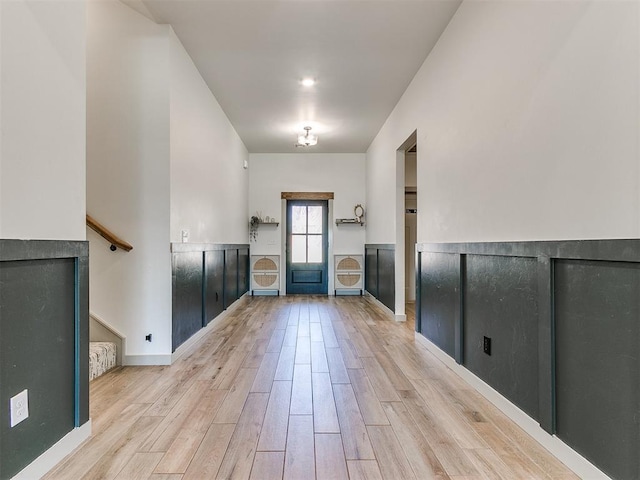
[295,126,318,147]
[335,203,366,226]
[249,215,260,241]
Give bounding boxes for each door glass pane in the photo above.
[292,206,307,234]
[308,206,323,234]
[308,235,322,263]
[291,235,307,263]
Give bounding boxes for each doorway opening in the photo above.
[404,143,417,327]
[395,131,417,323]
[285,199,329,294]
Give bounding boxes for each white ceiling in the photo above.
[139,0,462,153]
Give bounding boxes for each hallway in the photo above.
[46,296,575,479]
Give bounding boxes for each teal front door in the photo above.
[286,200,328,294]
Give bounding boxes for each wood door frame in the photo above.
[281,192,334,295]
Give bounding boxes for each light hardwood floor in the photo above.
[46,296,577,480]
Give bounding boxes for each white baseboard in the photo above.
[363,293,406,322]
[123,354,172,366]
[12,421,92,480]
[170,294,249,364]
[414,333,610,480]
[123,295,250,366]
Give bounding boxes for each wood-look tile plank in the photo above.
[290,364,313,415]
[257,381,292,451]
[149,475,183,480]
[401,390,479,477]
[266,328,286,352]
[346,460,384,480]
[154,389,227,473]
[312,372,340,433]
[144,381,219,452]
[332,384,375,460]
[360,356,402,402]
[182,423,235,480]
[45,403,152,479]
[336,336,363,369]
[251,351,280,392]
[372,349,415,391]
[284,415,315,480]
[310,341,329,372]
[315,434,349,480]
[114,453,164,480]
[83,415,163,480]
[326,347,350,384]
[381,401,448,479]
[347,368,389,425]
[320,323,339,348]
[295,334,311,364]
[250,452,285,480]
[213,367,258,424]
[367,425,417,480]
[216,393,269,480]
[283,325,298,346]
[274,345,296,381]
[310,322,323,342]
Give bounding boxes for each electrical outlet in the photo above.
[483,336,491,356]
[10,390,29,427]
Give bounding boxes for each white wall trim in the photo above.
[363,293,406,322]
[89,311,126,339]
[11,421,92,480]
[414,333,611,480]
[123,354,172,366]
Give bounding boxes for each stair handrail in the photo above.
[86,214,133,252]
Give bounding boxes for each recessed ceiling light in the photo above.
[301,78,315,87]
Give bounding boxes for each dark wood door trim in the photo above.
[281,192,334,200]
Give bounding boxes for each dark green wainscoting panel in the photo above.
[224,249,239,309]
[204,250,225,326]
[416,239,640,480]
[464,254,539,420]
[171,251,204,352]
[418,252,460,359]
[364,244,395,312]
[171,244,250,352]
[0,240,88,480]
[555,259,640,480]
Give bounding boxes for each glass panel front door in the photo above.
[286,200,328,294]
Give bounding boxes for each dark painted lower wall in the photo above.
[364,244,395,312]
[0,240,89,480]
[171,244,249,352]
[417,240,640,480]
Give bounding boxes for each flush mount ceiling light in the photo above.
[301,78,315,87]
[296,126,318,147]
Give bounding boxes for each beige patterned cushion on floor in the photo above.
[89,342,117,381]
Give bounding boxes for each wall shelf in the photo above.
[335,218,364,226]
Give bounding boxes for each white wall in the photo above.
[249,153,366,293]
[169,30,249,244]
[0,0,86,240]
[87,0,172,361]
[367,0,639,245]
